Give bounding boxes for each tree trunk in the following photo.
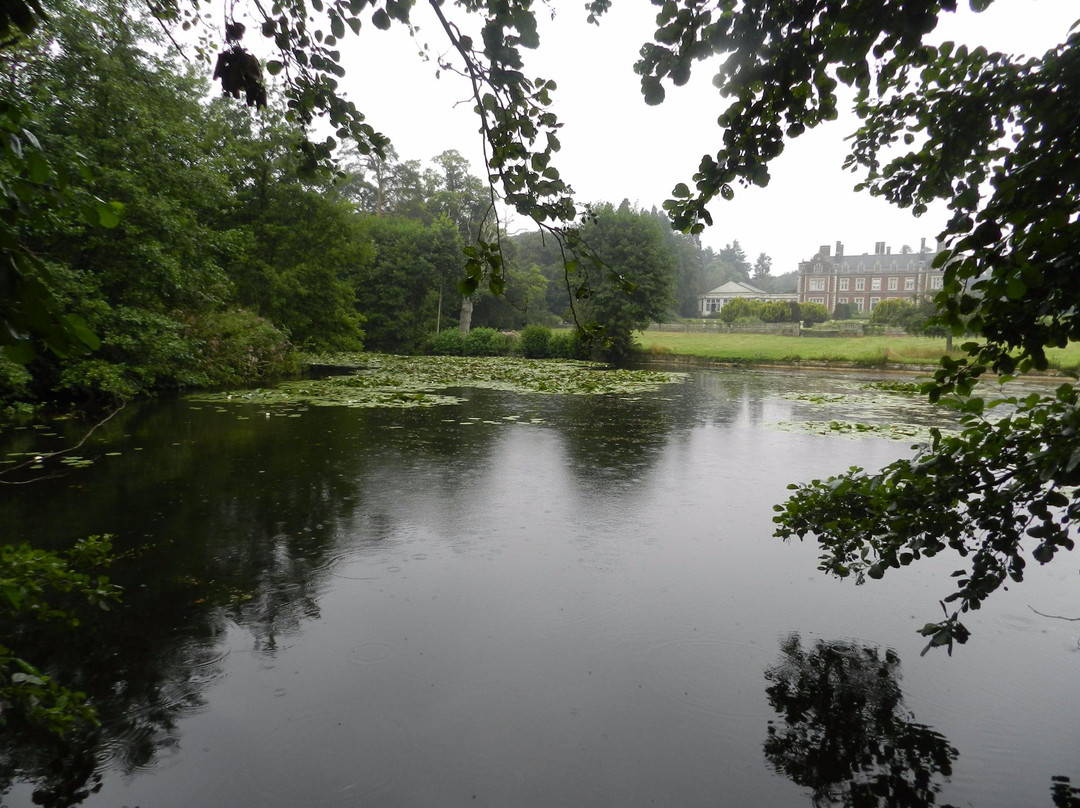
[458,296,473,335]
[436,282,443,334]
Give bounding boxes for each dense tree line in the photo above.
[0,1,781,407]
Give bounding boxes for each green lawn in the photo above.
[634,330,1080,372]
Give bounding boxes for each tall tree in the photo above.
[718,240,752,281]
[576,203,676,361]
[753,253,773,282]
[350,214,463,352]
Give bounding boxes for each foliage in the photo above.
[800,303,829,326]
[462,326,512,356]
[870,298,914,326]
[352,214,463,353]
[899,299,952,339]
[0,536,121,735]
[760,300,800,323]
[832,302,853,321]
[777,383,1080,653]
[518,324,551,359]
[575,203,677,361]
[181,309,299,385]
[547,329,588,360]
[630,0,1080,646]
[718,298,761,323]
[0,100,106,366]
[428,328,464,356]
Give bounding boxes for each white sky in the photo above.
[299,0,1078,275]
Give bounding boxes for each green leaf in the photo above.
[641,77,666,106]
[372,9,390,29]
[96,201,122,228]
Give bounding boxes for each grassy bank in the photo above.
[634,330,1080,372]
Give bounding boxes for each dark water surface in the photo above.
[1,368,1076,807]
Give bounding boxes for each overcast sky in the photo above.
[326,0,1078,276]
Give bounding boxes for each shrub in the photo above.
[760,300,801,322]
[870,298,914,325]
[548,329,587,359]
[0,355,32,403]
[429,329,464,355]
[519,325,552,358]
[719,297,764,323]
[800,302,829,325]
[832,302,853,320]
[185,309,299,385]
[462,327,502,356]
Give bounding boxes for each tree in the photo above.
[718,240,751,280]
[351,214,463,353]
[576,203,676,361]
[5,0,1078,651]
[753,252,773,282]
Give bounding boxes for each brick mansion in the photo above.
[798,239,945,312]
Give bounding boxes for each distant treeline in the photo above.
[1,0,791,408]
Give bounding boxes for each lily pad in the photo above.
[187,354,686,411]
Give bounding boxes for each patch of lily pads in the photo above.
[770,375,967,441]
[772,419,950,442]
[187,354,687,410]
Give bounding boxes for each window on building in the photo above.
[809,278,825,291]
[904,277,915,291]
[810,297,825,304]
[871,278,882,291]
[838,297,848,304]
[887,277,898,291]
[930,276,944,289]
[870,296,881,309]
[854,298,865,312]
[855,278,865,291]
[839,278,849,291]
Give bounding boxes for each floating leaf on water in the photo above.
[105,452,122,456]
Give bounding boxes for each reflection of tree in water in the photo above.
[0,600,226,807]
[763,634,958,808]
[0,403,401,805]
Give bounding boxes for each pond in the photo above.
[1,363,1076,808]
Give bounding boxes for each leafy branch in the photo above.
[775,385,1080,654]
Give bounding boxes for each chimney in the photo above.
[920,237,927,253]
[836,241,844,257]
[887,246,892,255]
[819,244,831,257]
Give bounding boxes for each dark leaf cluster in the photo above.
[775,384,1080,654]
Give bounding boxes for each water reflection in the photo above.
[763,634,958,808]
[1,371,1075,807]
